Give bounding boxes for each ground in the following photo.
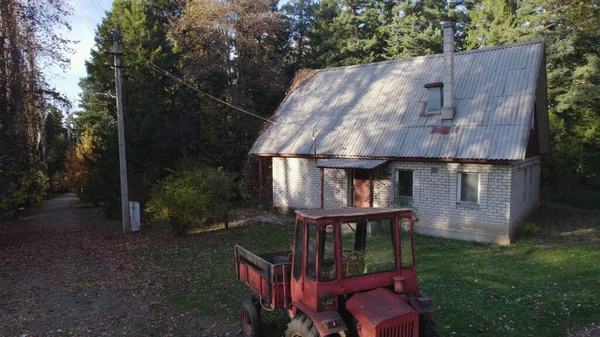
[0,194,232,336]
[0,194,599,337]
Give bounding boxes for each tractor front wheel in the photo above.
[240,300,261,337]
[419,314,440,337]
[285,315,319,337]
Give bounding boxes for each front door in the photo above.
[353,169,371,207]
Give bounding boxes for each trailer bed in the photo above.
[234,246,292,309]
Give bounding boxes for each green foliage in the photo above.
[519,221,540,236]
[68,0,600,214]
[146,166,238,236]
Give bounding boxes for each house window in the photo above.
[459,173,479,203]
[424,83,443,113]
[396,170,413,197]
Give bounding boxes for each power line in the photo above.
[71,1,98,31]
[148,63,275,124]
[71,13,95,35]
[88,0,107,16]
[91,0,109,12]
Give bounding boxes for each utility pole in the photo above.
[111,29,130,233]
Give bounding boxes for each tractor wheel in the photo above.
[240,300,261,337]
[419,315,440,337]
[285,315,320,337]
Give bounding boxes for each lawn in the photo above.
[100,207,599,337]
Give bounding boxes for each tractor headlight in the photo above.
[418,293,432,306]
[318,295,336,310]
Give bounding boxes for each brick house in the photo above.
[250,24,549,245]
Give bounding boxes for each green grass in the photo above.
[549,189,600,211]
[107,207,599,337]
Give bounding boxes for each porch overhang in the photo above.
[316,159,388,170]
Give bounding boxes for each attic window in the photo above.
[424,82,443,114]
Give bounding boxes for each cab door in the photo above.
[290,218,305,303]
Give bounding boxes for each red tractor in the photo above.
[234,208,439,337]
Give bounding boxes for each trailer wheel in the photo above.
[285,315,319,337]
[419,315,440,337]
[240,300,261,337]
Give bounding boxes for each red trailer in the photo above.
[234,208,439,337]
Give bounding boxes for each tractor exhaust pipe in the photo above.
[393,276,405,293]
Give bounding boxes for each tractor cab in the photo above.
[291,208,418,313]
[234,208,439,337]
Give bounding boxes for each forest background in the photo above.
[1,0,599,220]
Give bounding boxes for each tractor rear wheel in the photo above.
[240,300,261,337]
[285,315,320,337]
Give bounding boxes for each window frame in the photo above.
[292,219,304,281]
[395,169,414,198]
[305,222,318,282]
[457,172,480,204]
[318,224,337,282]
[339,218,397,279]
[425,86,443,112]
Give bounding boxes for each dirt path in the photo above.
[0,194,219,336]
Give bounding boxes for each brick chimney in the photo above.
[441,21,455,120]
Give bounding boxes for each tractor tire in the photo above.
[419,315,440,337]
[285,315,320,337]
[240,300,261,337]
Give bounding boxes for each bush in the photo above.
[145,166,238,236]
[520,221,540,236]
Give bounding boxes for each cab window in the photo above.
[341,218,395,278]
[400,217,414,268]
[292,220,304,280]
[319,225,336,281]
[306,223,317,281]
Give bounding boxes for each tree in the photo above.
[0,0,71,216]
[169,0,291,170]
[466,0,518,49]
[306,0,396,67]
[282,0,318,70]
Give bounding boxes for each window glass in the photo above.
[319,225,336,281]
[460,173,479,203]
[306,223,317,281]
[341,219,395,278]
[397,170,413,197]
[426,86,442,111]
[400,218,414,268]
[292,220,304,280]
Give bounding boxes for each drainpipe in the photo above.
[320,168,324,209]
[441,21,455,120]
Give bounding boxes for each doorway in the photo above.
[350,169,372,207]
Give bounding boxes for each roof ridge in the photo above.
[316,39,545,73]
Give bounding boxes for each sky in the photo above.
[46,0,114,110]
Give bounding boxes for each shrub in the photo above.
[145,166,237,236]
[520,221,540,236]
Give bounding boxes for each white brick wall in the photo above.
[272,157,541,244]
[509,157,541,235]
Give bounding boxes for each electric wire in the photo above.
[148,62,275,124]
[70,1,98,33]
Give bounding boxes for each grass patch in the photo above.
[133,209,599,337]
[550,189,600,211]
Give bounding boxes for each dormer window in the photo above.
[424,82,443,113]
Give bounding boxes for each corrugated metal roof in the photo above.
[316,159,388,169]
[250,40,546,161]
